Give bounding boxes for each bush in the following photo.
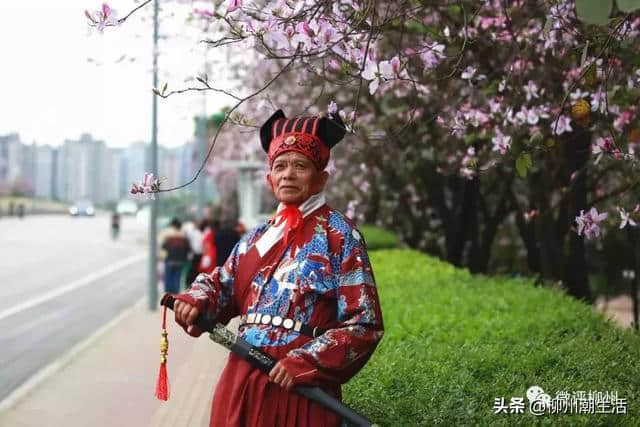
[344,249,640,426]
[360,224,400,250]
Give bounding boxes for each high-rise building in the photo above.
[0,133,24,195]
[103,147,125,202]
[34,144,55,199]
[125,141,149,191]
[57,133,107,203]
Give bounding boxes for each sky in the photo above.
[0,1,232,148]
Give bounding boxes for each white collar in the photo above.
[255,192,326,257]
[275,191,326,217]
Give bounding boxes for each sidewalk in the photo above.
[0,298,233,427]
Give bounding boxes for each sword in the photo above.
[161,294,377,427]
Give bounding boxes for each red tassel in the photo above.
[155,360,170,401]
[155,305,170,401]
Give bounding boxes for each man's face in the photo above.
[267,151,328,205]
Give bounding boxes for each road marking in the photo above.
[0,254,147,322]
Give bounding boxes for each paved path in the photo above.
[0,297,234,427]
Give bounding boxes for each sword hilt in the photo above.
[160,294,375,427]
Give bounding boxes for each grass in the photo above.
[360,224,400,250]
[344,249,640,426]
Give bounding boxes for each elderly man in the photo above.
[173,110,384,427]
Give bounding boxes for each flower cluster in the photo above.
[130,172,163,200]
[575,207,608,239]
[85,3,119,33]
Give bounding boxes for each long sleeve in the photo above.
[280,227,384,386]
[174,233,245,336]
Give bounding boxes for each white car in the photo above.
[69,201,95,217]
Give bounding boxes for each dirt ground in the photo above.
[594,294,639,331]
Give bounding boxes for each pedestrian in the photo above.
[184,218,206,287]
[17,203,25,219]
[160,218,191,294]
[214,218,240,266]
[111,211,121,240]
[172,109,384,426]
[198,219,218,274]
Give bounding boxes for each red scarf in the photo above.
[273,205,304,257]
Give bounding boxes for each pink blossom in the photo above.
[193,8,215,20]
[479,17,494,30]
[343,0,361,12]
[552,115,572,135]
[85,3,119,33]
[361,58,397,95]
[301,21,316,38]
[495,30,513,42]
[461,66,476,80]
[389,56,401,75]
[619,207,637,229]
[614,109,634,132]
[130,172,160,200]
[328,100,338,114]
[523,80,539,101]
[491,129,511,155]
[570,89,589,100]
[227,0,243,13]
[489,97,502,114]
[575,207,608,239]
[590,88,607,114]
[420,42,445,69]
[447,115,467,138]
[318,20,339,45]
[345,200,358,219]
[592,136,614,164]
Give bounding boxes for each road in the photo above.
[0,214,150,403]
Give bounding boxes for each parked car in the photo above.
[69,200,95,217]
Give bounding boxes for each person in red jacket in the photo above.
[198,220,218,275]
[173,110,384,426]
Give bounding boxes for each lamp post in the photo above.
[148,0,159,311]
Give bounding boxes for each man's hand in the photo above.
[174,300,200,335]
[269,361,295,391]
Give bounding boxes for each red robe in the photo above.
[176,202,384,426]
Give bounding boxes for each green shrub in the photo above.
[344,249,640,426]
[360,224,400,250]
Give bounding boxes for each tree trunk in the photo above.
[446,177,477,267]
[629,228,639,333]
[564,129,591,301]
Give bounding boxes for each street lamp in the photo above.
[148,0,159,311]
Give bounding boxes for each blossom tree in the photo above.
[93,0,640,310]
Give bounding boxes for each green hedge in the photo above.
[360,224,399,250]
[344,249,640,426]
